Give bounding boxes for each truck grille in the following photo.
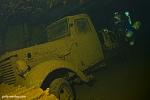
[0,56,17,85]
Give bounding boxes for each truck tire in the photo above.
[49,78,74,100]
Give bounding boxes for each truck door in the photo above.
[74,17,104,71]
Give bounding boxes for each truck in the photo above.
[0,14,104,100]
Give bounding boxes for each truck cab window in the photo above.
[75,18,91,33]
[47,19,69,41]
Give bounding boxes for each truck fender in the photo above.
[21,60,90,87]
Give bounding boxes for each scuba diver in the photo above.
[99,11,141,51]
[113,11,141,46]
[124,11,141,46]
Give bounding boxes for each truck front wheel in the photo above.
[49,78,74,100]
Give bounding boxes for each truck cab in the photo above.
[0,14,104,99]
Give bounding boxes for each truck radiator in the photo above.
[0,56,17,85]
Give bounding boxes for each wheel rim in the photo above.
[59,84,74,100]
[49,78,74,100]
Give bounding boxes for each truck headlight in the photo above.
[15,60,28,75]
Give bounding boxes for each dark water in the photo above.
[75,47,150,100]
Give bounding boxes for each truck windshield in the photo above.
[47,19,68,41]
[75,18,91,33]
